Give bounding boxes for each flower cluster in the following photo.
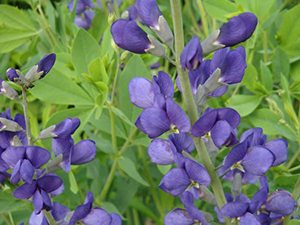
[112,0,297,224]
[0,54,121,225]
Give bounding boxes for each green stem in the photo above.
[170,0,228,214]
[21,87,32,145]
[44,210,57,225]
[197,0,209,37]
[98,128,137,201]
[108,105,117,153]
[287,144,300,168]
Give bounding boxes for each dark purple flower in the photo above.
[37,53,56,78]
[69,192,122,225]
[136,98,190,138]
[265,190,296,216]
[13,174,63,213]
[111,19,151,54]
[2,146,50,184]
[6,68,20,82]
[135,0,162,29]
[180,36,203,70]
[192,108,240,148]
[217,12,258,47]
[159,158,210,196]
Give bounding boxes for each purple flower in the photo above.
[68,0,94,14]
[148,133,194,165]
[2,146,50,184]
[159,157,210,197]
[6,68,20,82]
[52,118,96,172]
[74,10,95,29]
[69,192,122,225]
[219,128,288,183]
[111,19,151,54]
[37,53,56,78]
[265,190,296,216]
[217,12,258,47]
[136,98,190,138]
[180,36,203,70]
[192,108,240,148]
[134,0,161,29]
[13,174,63,213]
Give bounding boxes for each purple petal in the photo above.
[153,71,174,98]
[52,203,69,221]
[211,120,232,148]
[52,137,74,156]
[180,36,203,70]
[148,139,175,165]
[10,160,22,184]
[169,133,195,153]
[135,0,161,28]
[221,201,249,218]
[184,159,211,186]
[240,127,266,146]
[191,109,218,137]
[264,139,288,166]
[159,168,190,196]
[240,213,260,225]
[136,108,170,138]
[216,108,240,128]
[111,19,151,54]
[1,146,26,167]
[129,77,155,108]
[37,174,63,193]
[37,53,56,77]
[265,190,296,216]
[218,12,258,46]
[242,147,274,176]
[111,213,122,225]
[6,68,19,81]
[26,146,50,168]
[166,99,190,132]
[69,192,94,225]
[33,190,44,213]
[20,159,34,183]
[54,118,80,137]
[71,140,96,165]
[29,211,49,225]
[82,208,111,225]
[164,208,194,225]
[40,189,52,211]
[13,181,37,199]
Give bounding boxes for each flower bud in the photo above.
[135,0,161,30]
[155,15,173,48]
[180,36,203,70]
[6,68,20,82]
[111,19,152,54]
[217,12,258,47]
[0,79,18,100]
[37,53,56,78]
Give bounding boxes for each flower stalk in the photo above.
[170,0,227,212]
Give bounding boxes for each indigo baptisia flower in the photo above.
[6,68,20,82]
[180,36,203,71]
[134,0,161,29]
[69,192,122,225]
[2,146,50,184]
[217,12,258,47]
[219,128,288,183]
[68,0,95,29]
[148,132,194,165]
[111,19,151,54]
[192,108,240,148]
[160,157,210,197]
[49,118,96,171]
[13,173,64,213]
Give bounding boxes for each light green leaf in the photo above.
[203,0,238,22]
[30,71,94,106]
[119,157,149,186]
[226,95,262,117]
[72,29,101,74]
[88,57,109,83]
[288,220,300,225]
[0,5,39,53]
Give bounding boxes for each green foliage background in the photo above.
[0,0,300,224]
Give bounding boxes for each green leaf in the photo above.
[251,109,297,140]
[272,47,290,80]
[0,5,39,53]
[226,95,262,117]
[0,191,28,213]
[119,157,149,186]
[88,57,109,83]
[30,71,94,106]
[72,29,101,74]
[288,220,300,225]
[110,105,135,127]
[203,0,238,22]
[260,61,273,92]
[277,4,300,59]
[68,170,79,194]
[118,55,150,122]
